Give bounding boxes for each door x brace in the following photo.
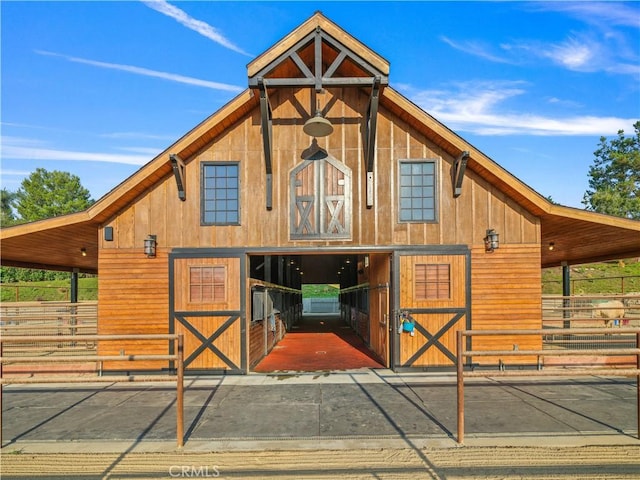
[175,314,240,370]
[402,310,466,366]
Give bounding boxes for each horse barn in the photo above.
[2,12,640,374]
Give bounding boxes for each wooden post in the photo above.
[456,330,464,444]
[562,263,571,329]
[176,334,184,448]
[637,332,639,440]
[1,340,3,447]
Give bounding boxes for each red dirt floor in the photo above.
[253,315,384,372]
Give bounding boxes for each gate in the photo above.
[169,251,246,373]
[393,248,470,369]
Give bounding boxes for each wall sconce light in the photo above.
[484,229,499,252]
[144,235,157,258]
[548,242,555,251]
[80,248,87,257]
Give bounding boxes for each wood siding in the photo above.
[97,86,543,371]
[97,248,169,370]
[100,88,539,252]
[470,243,542,365]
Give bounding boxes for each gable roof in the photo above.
[2,12,639,272]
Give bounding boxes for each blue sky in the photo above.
[1,1,639,209]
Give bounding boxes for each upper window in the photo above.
[399,160,437,222]
[202,162,239,225]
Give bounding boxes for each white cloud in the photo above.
[115,146,163,156]
[100,132,175,141]
[532,2,640,29]
[36,50,244,93]
[1,144,150,166]
[404,81,636,136]
[440,36,513,64]
[141,0,251,56]
[543,36,595,70]
[0,169,33,177]
[443,3,639,76]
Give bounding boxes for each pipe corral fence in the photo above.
[0,334,185,447]
[456,328,640,444]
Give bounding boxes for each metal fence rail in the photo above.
[456,328,640,444]
[542,294,640,351]
[1,302,98,359]
[0,334,185,447]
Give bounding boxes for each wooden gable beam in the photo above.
[257,77,273,210]
[169,154,186,201]
[248,27,389,90]
[364,77,381,208]
[248,21,389,211]
[452,151,469,198]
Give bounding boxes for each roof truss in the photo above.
[249,25,389,210]
[248,27,389,90]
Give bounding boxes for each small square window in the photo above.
[189,266,226,303]
[415,264,450,300]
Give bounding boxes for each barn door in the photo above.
[372,284,390,366]
[170,252,246,373]
[393,249,470,369]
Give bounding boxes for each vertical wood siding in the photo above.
[100,88,540,252]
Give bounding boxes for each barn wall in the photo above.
[470,243,543,365]
[97,248,170,370]
[100,88,540,253]
[97,86,543,371]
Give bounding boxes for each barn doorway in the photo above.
[249,253,389,372]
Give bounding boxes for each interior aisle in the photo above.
[253,314,383,372]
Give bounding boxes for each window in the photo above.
[202,163,239,225]
[415,264,450,300]
[189,266,226,303]
[399,161,436,222]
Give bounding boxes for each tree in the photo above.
[14,168,94,222]
[582,121,640,219]
[1,188,17,226]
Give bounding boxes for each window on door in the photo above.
[189,266,226,303]
[415,263,450,300]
